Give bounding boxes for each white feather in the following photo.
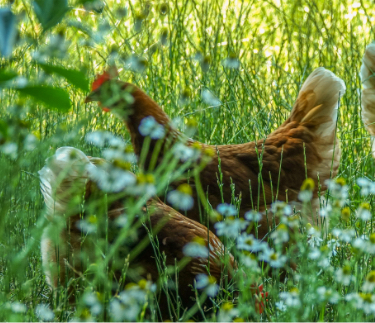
[38,147,93,216]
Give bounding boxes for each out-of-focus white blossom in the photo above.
[35,304,55,321]
[345,292,375,315]
[259,246,287,268]
[214,218,248,238]
[195,274,219,297]
[167,184,194,211]
[217,302,239,322]
[271,223,290,244]
[357,177,375,196]
[201,89,222,106]
[335,265,354,286]
[183,237,208,258]
[244,210,262,222]
[316,286,340,303]
[139,116,165,139]
[217,203,238,217]
[279,289,301,308]
[236,233,266,252]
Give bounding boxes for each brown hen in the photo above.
[39,147,235,320]
[86,68,345,237]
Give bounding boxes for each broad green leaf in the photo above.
[0,8,17,58]
[32,0,69,31]
[38,63,89,92]
[16,86,71,112]
[0,70,17,83]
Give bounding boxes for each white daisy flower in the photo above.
[167,184,194,211]
[270,223,289,244]
[217,203,238,217]
[195,274,219,297]
[236,233,266,252]
[88,163,136,193]
[345,292,375,315]
[275,300,287,312]
[183,238,208,258]
[259,246,287,268]
[279,288,301,308]
[357,202,372,221]
[222,56,240,69]
[307,226,323,247]
[332,228,356,243]
[214,218,248,238]
[362,271,375,292]
[11,302,27,314]
[335,265,354,286]
[357,177,375,196]
[316,286,340,304]
[35,304,55,322]
[139,116,165,139]
[201,88,222,107]
[271,201,292,216]
[244,210,262,222]
[173,143,200,162]
[217,302,239,322]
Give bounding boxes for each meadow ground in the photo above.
[1,0,375,321]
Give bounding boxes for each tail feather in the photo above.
[285,67,345,183]
[38,147,92,216]
[360,43,375,157]
[291,67,346,138]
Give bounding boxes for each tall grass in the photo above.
[1,0,375,321]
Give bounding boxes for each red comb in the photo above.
[92,71,111,91]
[91,66,119,91]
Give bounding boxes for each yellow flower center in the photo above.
[186,117,198,128]
[138,279,148,290]
[88,215,97,224]
[245,239,253,246]
[221,302,233,311]
[113,159,131,170]
[192,237,206,246]
[277,223,287,231]
[270,253,278,261]
[177,183,193,195]
[341,207,350,222]
[125,282,137,290]
[301,178,315,191]
[204,146,215,157]
[360,293,373,303]
[360,202,370,210]
[290,287,299,294]
[342,264,351,275]
[335,177,346,186]
[367,271,375,283]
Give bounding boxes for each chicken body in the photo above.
[39,147,235,320]
[87,68,345,237]
[360,43,375,158]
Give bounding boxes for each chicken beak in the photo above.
[85,90,111,112]
[85,89,101,103]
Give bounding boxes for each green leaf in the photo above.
[0,70,17,83]
[16,86,71,112]
[32,0,69,31]
[38,63,89,92]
